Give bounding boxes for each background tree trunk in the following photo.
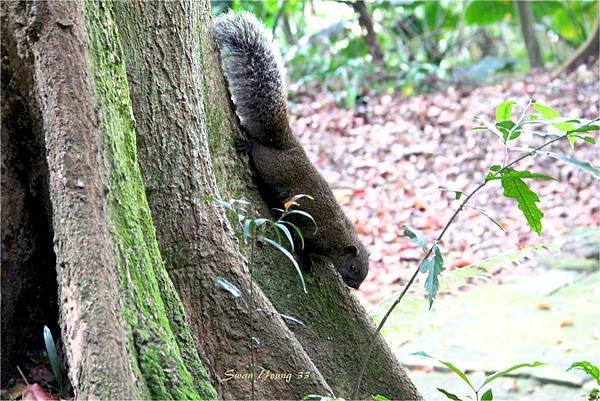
[351,0,385,67]
[553,21,599,78]
[515,0,544,69]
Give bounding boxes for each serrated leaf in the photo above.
[403,225,429,248]
[281,221,305,250]
[274,222,294,251]
[437,388,463,401]
[260,236,307,293]
[481,361,545,387]
[567,361,600,384]
[422,245,444,309]
[481,388,493,401]
[495,100,516,122]
[501,170,555,181]
[500,174,545,235]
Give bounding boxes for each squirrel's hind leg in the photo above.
[235,137,253,155]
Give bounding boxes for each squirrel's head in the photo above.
[336,243,369,289]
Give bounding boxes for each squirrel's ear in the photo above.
[345,245,359,256]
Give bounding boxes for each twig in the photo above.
[353,129,574,399]
[250,230,256,401]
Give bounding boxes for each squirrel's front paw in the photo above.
[235,138,252,155]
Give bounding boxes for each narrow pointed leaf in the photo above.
[481,388,493,400]
[481,361,545,387]
[424,245,444,309]
[260,236,307,293]
[286,210,318,233]
[437,388,463,401]
[274,222,295,251]
[281,221,305,250]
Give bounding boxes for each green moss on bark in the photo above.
[83,2,216,399]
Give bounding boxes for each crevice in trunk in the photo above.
[1,53,61,389]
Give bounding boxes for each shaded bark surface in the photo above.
[0,46,58,386]
[2,2,141,397]
[200,4,421,400]
[115,1,331,399]
[3,1,216,399]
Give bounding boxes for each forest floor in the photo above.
[290,62,599,400]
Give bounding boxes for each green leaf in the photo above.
[403,225,429,248]
[464,0,511,25]
[533,103,561,119]
[285,210,318,234]
[281,221,305,250]
[44,326,63,389]
[496,120,522,142]
[583,136,597,144]
[495,101,515,122]
[421,245,444,309]
[412,351,474,392]
[372,395,391,401]
[274,222,294,251]
[437,388,463,401]
[567,361,600,384]
[481,361,545,387]
[481,388,493,401]
[454,191,462,200]
[533,103,576,133]
[242,219,254,243]
[542,152,600,180]
[501,170,555,181]
[260,236,307,293]
[499,170,549,235]
[568,124,599,134]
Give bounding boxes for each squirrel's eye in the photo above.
[349,264,357,273]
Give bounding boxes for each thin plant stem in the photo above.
[250,230,256,401]
[353,127,582,399]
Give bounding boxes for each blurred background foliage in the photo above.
[212,0,598,105]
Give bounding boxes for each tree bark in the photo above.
[351,1,385,67]
[552,21,599,78]
[2,1,215,398]
[197,2,421,400]
[115,1,332,399]
[2,0,421,399]
[515,0,544,69]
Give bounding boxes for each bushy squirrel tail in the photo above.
[213,11,291,143]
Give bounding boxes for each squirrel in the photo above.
[213,11,369,289]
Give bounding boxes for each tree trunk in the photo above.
[114,1,331,399]
[552,21,599,78]
[2,0,421,399]
[351,1,385,67]
[2,1,215,399]
[515,0,544,69]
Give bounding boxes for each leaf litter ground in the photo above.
[290,64,599,400]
